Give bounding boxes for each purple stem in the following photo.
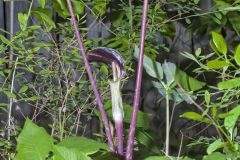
[115,120,124,158]
[126,0,149,160]
[66,0,115,153]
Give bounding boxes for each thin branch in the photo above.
[66,0,115,153]
[126,0,148,159]
[176,81,224,141]
[7,57,18,141]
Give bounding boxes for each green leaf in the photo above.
[234,44,240,66]
[93,0,110,16]
[3,91,16,98]
[53,0,85,19]
[57,137,109,155]
[211,32,227,55]
[19,96,40,102]
[16,119,54,160]
[0,35,13,47]
[195,48,201,57]
[18,13,28,31]
[207,139,224,155]
[203,152,226,160]
[162,61,176,86]
[134,45,163,80]
[175,68,206,91]
[217,78,240,90]
[53,146,92,160]
[204,90,210,105]
[31,8,56,29]
[152,81,194,103]
[224,105,240,136]
[144,156,193,160]
[144,156,172,160]
[38,0,45,8]
[19,85,28,94]
[180,112,211,124]
[228,12,240,36]
[206,60,229,69]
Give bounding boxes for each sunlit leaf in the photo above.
[53,146,92,160]
[234,44,240,66]
[204,90,210,105]
[206,60,229,69]
[38,0,45,8]
[203,152,226,160]
[180,112,211,124]
[16,119,54,160]
[18,13,28,31]
[211,32,227,55]
[57,137,109,155]
[19,85,28,94]
[207,139,224,155]
[217,78,240,90]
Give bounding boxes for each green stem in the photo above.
[165,90,170,156]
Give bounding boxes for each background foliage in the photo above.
[1,0,240,159]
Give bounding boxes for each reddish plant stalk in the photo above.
[115,121,123,157]
[66,0,115,153]
[126,0,149,159]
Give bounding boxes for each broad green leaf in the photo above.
[57,137,109,155]
[16,119,54,160]
[123,103,152,128]
[18,13,28,31]
[135,130,153,147]
[224,105,240,136]
[134,45,163,80]
[175,68,206,91]
[234,44,240,65]
[207,139,224,154]
[38,0,45,8]
[19,85,28,94]
[204,90,210,105]
[162,61,176,86]
[211,32,227,55]
[206,60,229,69]
[203,152,226,160]
[217,78,240,90]
[53,146,92,160]
[180,112,211,124]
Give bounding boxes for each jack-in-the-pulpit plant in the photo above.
[88,47,125,157]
